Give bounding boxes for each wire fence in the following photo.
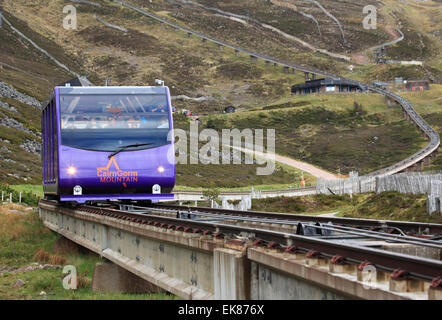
[317,171,442,215]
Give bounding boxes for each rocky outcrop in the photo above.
[0,100,18,113]
[0,115,38,136]
[20,139,41,156]
[0,81,41,109]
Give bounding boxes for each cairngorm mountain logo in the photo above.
[97,157,138,186]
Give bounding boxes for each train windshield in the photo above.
[59,94,171,152]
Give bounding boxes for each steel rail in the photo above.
[152,203,442,235]
[39,199,442,281]
[144,205,442,248]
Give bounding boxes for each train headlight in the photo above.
[157,166,165,174]
[67,166,77,176]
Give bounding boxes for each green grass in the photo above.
[200,97,427,175]
[0,267,179,300]
[0,204,178,300]
[175,182,313,192]
[10,185,44,198]
[252,194,352,214]
[0,185,40,206]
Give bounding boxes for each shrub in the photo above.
[0,184,40,207]
[49,255,67,266]
[34,248,66,265]
[34,249,50,264]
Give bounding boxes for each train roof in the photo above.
[58,77,93,87]
[42,77,169,110]
[42,77,93,110]
[56,86,169,95]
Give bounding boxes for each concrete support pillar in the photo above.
[273,62,277,67]
[292,68,296,74]
[429,287,442,300]
[265,60,270,67]
[100,225,108,254]
[218,44,224,52]
[234,49,239,56]
[250,55,258,63]
[187,32,192,37]
[202,38,207,43]
[214,248,250,300]
[283,66,289,74]
[304,72,309,81]
[312,73,316,80]
[92,262,164,294]
[390,277,425,293]
[424,157,430,166]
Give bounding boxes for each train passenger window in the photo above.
[59,93,171,152]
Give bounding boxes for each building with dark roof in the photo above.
[291,78,364,95]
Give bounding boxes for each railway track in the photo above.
[150,203,442,236]
[39,199,442,282]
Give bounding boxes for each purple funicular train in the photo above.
[41,78,175,204]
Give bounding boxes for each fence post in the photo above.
[19,192,22,204]
[1,191,3,202]
[9,193,12,203]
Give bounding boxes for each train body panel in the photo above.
[58,144,175,196]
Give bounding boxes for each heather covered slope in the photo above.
[0,0,440,186]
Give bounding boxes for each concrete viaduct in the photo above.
[39,201,442,300]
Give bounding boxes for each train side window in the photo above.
[46,106,50,182]
[42,108,45,182]
[52,99,57,183]
[50,100,55,182]
[43,108,48,183]
[48,101,53,182]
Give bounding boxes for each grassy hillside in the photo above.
[198,92,428,174]
[191,0,389,53]
[0,0,440,187]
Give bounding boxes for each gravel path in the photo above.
[230,144,340,180]
[317,211,339,217]
[273,153,340,180]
